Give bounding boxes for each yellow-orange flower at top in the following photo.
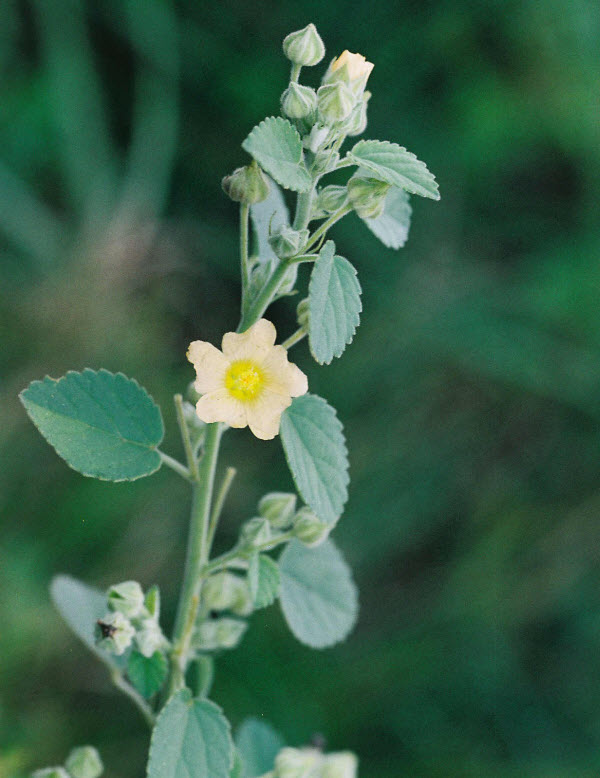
[187,319,308,440]
[331,50,374,84]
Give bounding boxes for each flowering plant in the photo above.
[20,23,438,778]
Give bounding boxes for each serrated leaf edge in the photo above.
[241,116,311,193]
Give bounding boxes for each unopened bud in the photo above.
[95,611,135,656]
[135,619,167,658]
[203,572,253,616]
[346,92,370,137]
[107,580,145,619]
[32,769,70,778]
[324,51,374,96]
[293,507,331,547]
[222,162,270,205]
[316,186,348,215]
[304,124,331,153]
[269,225,309,259]
[347,176,390,219]
[320,752,358,778]
[275,747,322,778]
[296,299,310,331]
[241,516,272,547]
[258,492,297,529]
[194,618,247,651]
[65,747,103,778]
[283,24,325,67]
[311,149,340,176]
[281,83,317,120]
[317,83,355,124]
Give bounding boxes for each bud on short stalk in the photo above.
[293,507,331,547]
[107,580,145,619]
[258,492,297,529]
[269,225,309,259]
[203,572,253,616]
[274,747,322,778]
[65,747,104,778]
[323,50,374,97]
[222,162,270,204]
[317,83,355,124]
[345,91,370,137]
[281,83,317,120]
[347,176,390,219]
[282,23,325,67]
[194,617,247,651]
[316,185,348,215]
[320,753,358,778]
[95,611,135,656]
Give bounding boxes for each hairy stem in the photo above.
[168,422,223,695]
[237,259,291,332]
[239,202,251,315]
[207,466,237,551]
[282,328,307,350]
[204,530,296,575]
[304,204,353,254]
[159,451,193,482]
[293,188,315,231]
[174,393,199,480]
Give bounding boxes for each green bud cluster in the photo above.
[222,161,270,204]
[33,747,103,778]
[347,176,390,219]
[317,83,355,124]
[95,581,168,658]
[241,516,272,547]
[203,572,253,616]
[258,491,297,529]
[281,83,317,120]
[293,507,331,547]
[269,224,309,259]
[193,617,247,651]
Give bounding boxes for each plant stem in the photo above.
[159,450,193,482]
[168,422,223,695]
[304,204,353,253]
[282,328,307,350]
[207,466,237,551]
[237,259,291,332]
[110,669,155,727]
[290,63,302,83]
[174,393,199,480]
[204,530,296,575]
[239,202,250,314]
[293,188,315,231]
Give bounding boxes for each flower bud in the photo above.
[317,83,355,124]
[282,24,325,67]
[32,769,70,778]
[293,507,331,547]
[316,186,348,215]
[296,298,310,331]
[324,51,374,96]
[320,752,358,778]
[258,492,297,529]
[222,162,270,205]
[347,176,390,219]
[281,83,317,120]
[95,611,135,656]
[274,747,322,778]
[345,91,370,137]
[107,580,145,619]
[135,618,167,658]
[304,124,331,153]
[269,225,309,259]
[202,572,253,616]
[65,747,103,778]
[241,516,272,547]
[194,617,247,651]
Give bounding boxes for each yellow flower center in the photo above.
[225,360,264,401]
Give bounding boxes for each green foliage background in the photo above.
[1,1,599,776]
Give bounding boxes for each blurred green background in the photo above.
[2,1,600,776]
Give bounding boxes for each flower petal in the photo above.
[246,390,292,440]
[187,341,229,394]
[196,389,247,428]
[262,345,308,397]
[222,319,277,361]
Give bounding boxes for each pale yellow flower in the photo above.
[331,50,374,83]
[187,319,308,440]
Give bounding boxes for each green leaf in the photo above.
[279,539,358,649]
[363,187,412,249]
[348,140,440,200]
[235,718,285,778]
[127,651,168,699]
[20,369,164,481]
[248,554,281,609]
[147,690,233,778]
[242,117,312,192]
[50,575,126,671]
[308,240,362,365]
[280,394,349,526]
